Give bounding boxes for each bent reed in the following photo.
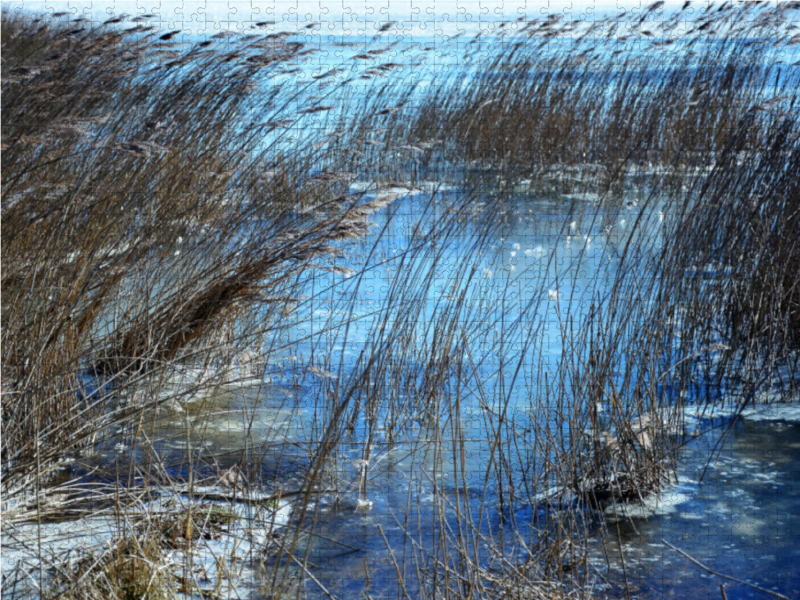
[3,3,799,599]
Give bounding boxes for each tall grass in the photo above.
[2,10,374,471]
[0,12,424,596]
[354,0,800,493]
[3,4,800,599]
[348,1,800,593]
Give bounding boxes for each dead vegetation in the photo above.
[3,3,800,600]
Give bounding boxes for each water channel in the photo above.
[102,185,800,598]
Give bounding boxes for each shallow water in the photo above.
[5,8,800,597]
[5,183,798,599]
[139,186,795,598]
[594,408,800,599]
[290,406,800,600]
[262,188,797,599]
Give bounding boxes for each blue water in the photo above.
[5,6,800,596]
[129,183,797,599]
[208,187,798,600]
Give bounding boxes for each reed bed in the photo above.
[3,4,800,600]
[373,0,800,493]
[0,11,420,597]
[340,2,800,594]
[388,2,799,175]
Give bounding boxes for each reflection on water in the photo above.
[595,411,800,600]
[134,185,797,598]
[253,408,800,600]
